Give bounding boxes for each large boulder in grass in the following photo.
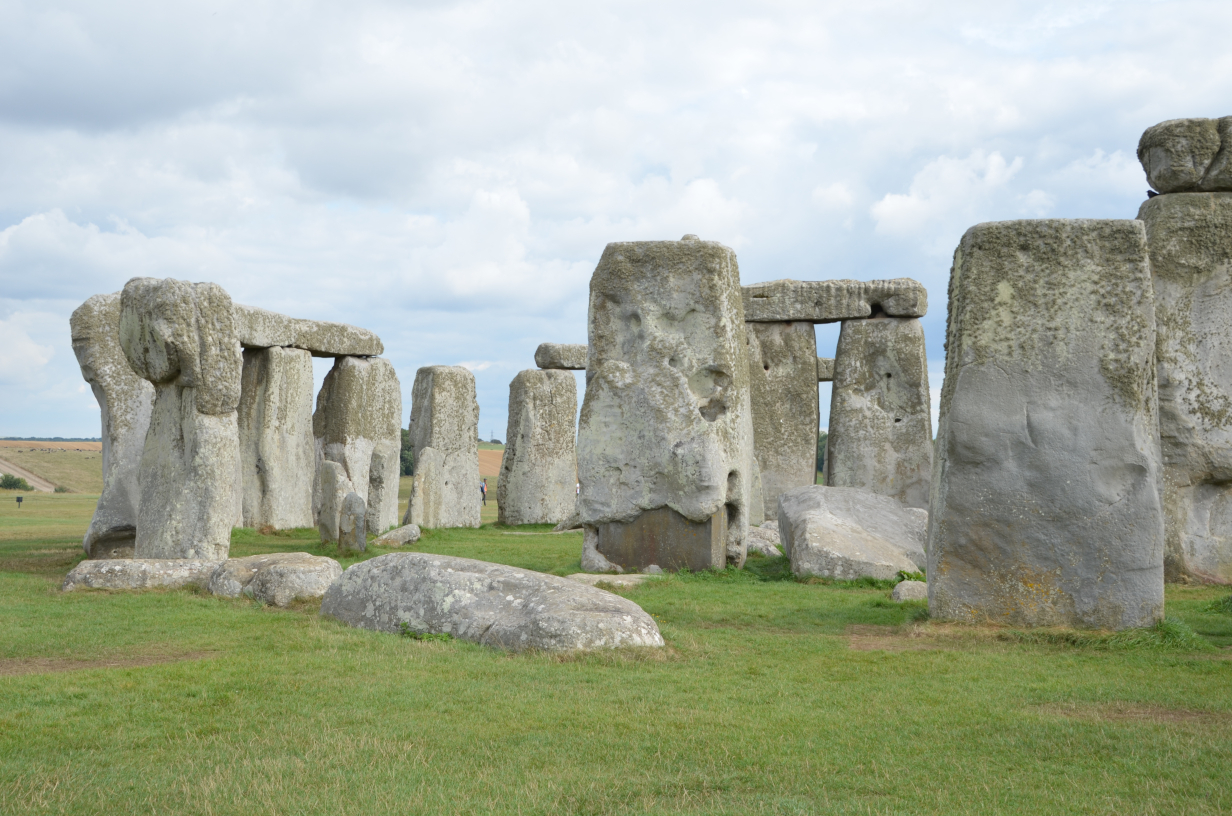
[208,553,342,607]
[61,559,220,592]
[746,524,782,557]
[777,486,925,580]
[320,552,664,652]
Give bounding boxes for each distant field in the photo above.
[0,447,104,494]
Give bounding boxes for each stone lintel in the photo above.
[742,279,927,323]
[535,343,588,370]
[233,304,383,358]
[817,357,835,382]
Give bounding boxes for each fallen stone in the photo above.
[746,525,782,557]
[1140,192,1232,583]
[566,573,654,589]
[207,552,342,606]
[1137,117,1232,194]
[498,369,578,525]
[825,317,932,509]
[374,524,422,547]
[320,552,665,652]
[404,365,481,529]
[312,356,402,535]
[70,292,155,558]
[534,343,588,370]
[578,235,755,569]
[891,580,928,602]
[748,321,819,519]
[742,279,927,323]
[233,304,384,357]
[817,357,834,382]
[778,486,926,579]
[338,491,367,553]
[930,219,1164,630]
[119,277,243,560]
[317,460,353,543]
[61,559,220,592]
[238,346,315,529]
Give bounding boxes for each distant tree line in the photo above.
[816,431,828,476]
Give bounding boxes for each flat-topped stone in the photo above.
[61,559,220,592]
[233,304,384,357]
[742,279,927,323]
[207,552,342,607]
[534,343,588,370]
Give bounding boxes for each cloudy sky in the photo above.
[2,0,1228,439]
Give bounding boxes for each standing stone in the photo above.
[70,293,155,558]
[338,492,367,553]
[1139,192,1232,583]
[498,369,578,525]
[312,356,402,535]
[534,343,588,370]
[929,220,1165,630]
[404,365,481,529]
[577,235,755,572]
[317,460,353,543]
[747,322,819,519]
[238,346,315,529]
[119,277,243,561]
[825,317,932,509]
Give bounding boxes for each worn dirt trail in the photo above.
[0,457,56,492]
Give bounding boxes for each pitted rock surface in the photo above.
[62,559,220,592]
[233,304,384,357]
[499,369,578,525]
[778,486,925,579]
[208,552,342,607]
[320,553,665,652]
[534,343,588,370]
[742,279,927,323]
[1137,117,1232,194]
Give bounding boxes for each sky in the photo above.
[2,0,1229,439]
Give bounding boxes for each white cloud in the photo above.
[457,361,493,372]
[0,314,54,386]
[870,151,1024,238]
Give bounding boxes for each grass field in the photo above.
[1,494,1230,815]
[0,447,104,494]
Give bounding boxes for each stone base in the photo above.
[597,506,726,572]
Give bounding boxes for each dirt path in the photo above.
[0,457,57,492]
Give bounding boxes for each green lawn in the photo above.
[2,496,1231,815]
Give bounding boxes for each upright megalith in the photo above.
[316,460,353,543]
[238,346,315,529]
[825,317,932,509]
[577,235,754,572]
[119,277,243,561]
[928,220,1165,630]
[312,356,402,535]
[1139,190,1232,583]
[534,343,588,371]
[498,369,578,525]
[71,293,155,558]
[338,492,367,554]
[404,366,481,529]
[747,321,819,518]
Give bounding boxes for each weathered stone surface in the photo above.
[580,526,621,573]
[1137,117,1232,194]
[71,293,155,558]
[498,369,578,525]
[566,573,654,588]
[207,552,343,606]
[742,279,927,323]
[374,524,421,547]
[825,317,932,509]
[233,304,384,357]
[891,580,928,602]
[748,321,819,519]
[778,486,926,579]
[317,460,353,543]
[404,366,481,529]
[929,219,1164,630]
[238,346,315,529]
[578,236,755,569]
[596,506,727,572]
[534,343,588,370]
[119,277,243,561]
[61,559,219,592]
[320,552,665,651]
[817,357,834,382]
[312,356,402,535]
[746,524,782,557]
[1140,193,1232,583]
[338,491,367,553]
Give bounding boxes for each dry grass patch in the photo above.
[0,650,218,677]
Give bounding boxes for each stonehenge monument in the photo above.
[741,278,927,323]
[576,235,755,572]
[825,317,932,508]
[498,369,578,525]
[928,219,1165,630]
[404,365,482,529]
[70,293,154,558]
[535,343,588,370]
[1138,117,1232,194]
[75,277,392,559]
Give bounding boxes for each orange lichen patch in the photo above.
[1036,702,1232,726]
[0,650,218,678]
